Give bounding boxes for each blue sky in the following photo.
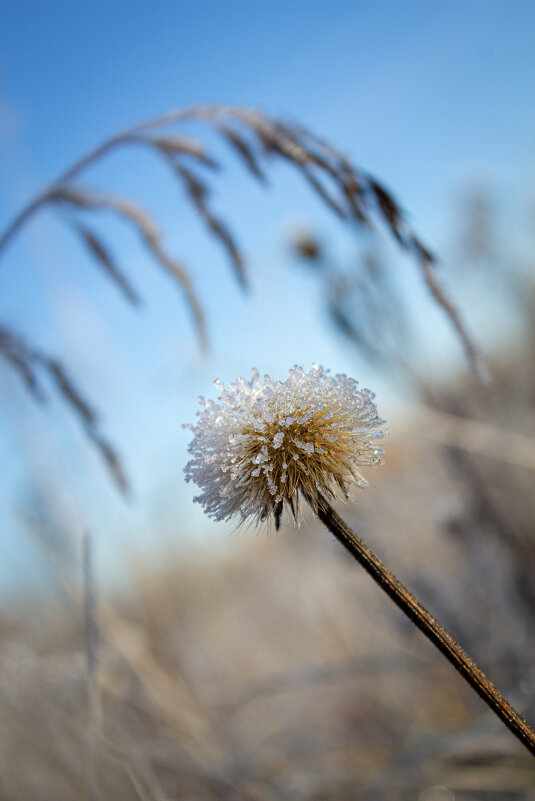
[1,0,534,595]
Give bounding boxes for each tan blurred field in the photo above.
[2,346,534,800]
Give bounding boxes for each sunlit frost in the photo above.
[184,365,386,526]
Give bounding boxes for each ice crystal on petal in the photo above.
[184,365,386,526]
[273,432,285,448]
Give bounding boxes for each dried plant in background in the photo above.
[0,105,487,490]
[291,228,490,388]
[3,148,533,800]
[6,402,535,800]
[291,234,410,371]
[0,324,128,492]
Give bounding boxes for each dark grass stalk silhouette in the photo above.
[0,104,488,492]
[316,493,535,757]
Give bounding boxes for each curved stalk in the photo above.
[0,105,236,255]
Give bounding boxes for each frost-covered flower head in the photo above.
[184,365,386,527]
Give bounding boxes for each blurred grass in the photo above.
[1,344,535,799]
[2,171,534,798]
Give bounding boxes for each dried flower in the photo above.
[184,365,386,527]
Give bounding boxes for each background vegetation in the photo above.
[1,3,534,798]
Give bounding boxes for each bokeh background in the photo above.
[1,2,535,798]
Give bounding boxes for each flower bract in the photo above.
[184,365,386,527]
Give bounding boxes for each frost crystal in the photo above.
[184,365,386,526]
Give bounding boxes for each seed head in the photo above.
[184,365,386,527]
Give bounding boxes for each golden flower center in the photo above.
[240,408,358,505]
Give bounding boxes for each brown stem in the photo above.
[316,493,535,758]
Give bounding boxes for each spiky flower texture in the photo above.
[184,365,386,527]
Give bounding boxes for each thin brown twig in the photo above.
[315,492,535,758]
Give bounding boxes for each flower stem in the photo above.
[316,493,535,757]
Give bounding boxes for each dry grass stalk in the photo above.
[0,324,128,492]
[416,405,535,472]
[418,254,490,383]
[52,186,208,350]
[83,533,102,801]
[71,222,141,307]
[16,513,270,800]
[6,410,535,799]
[0,104,486,490]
